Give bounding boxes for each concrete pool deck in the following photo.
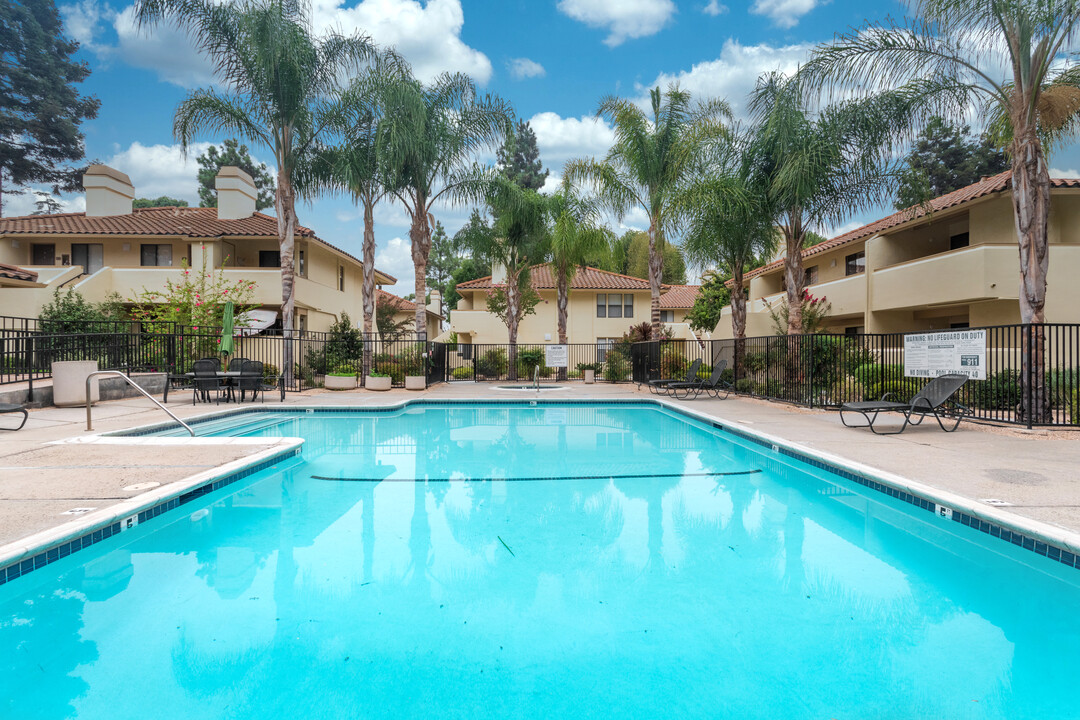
[1,382,1079,550]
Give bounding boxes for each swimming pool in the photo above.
[3,402,1079,718]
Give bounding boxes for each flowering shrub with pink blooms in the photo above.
[764,290,833,335]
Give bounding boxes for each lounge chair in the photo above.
[839,374,970,435]
[669,360,732,400]
[0,403,28,430]
[648,358,702,395]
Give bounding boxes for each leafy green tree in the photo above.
[566,85,730,334]
[39,288,125,332]
[548,175,613,344]
[497,120,548,191]
[377,72,512,333]
[802,230,827,249]
[685,274,731,334]
[134,196,189,208]
[894,116,1008,210]
[134,0,377,384]
[0,0,99,216]
[748,72,893,336]
[426,220,462,319]
[376,301,413,341]
[799,0,1080,422]
[196,139,275,210]
[626,230,687,284]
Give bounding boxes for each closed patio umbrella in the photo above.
[219,301,235,356]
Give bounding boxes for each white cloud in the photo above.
[527,111,615,165]
[750,0,818,29]
[702,0,727,16]
[507,57,546,80]
[635,39,814,120]
[105,141,212,203]
[374,236,417,295]
[3,190,85,218]
[68,0,491,88]
[556,0,676,47]
[1051,167,1080,179]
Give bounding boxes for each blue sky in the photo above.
[21,0,1080,294]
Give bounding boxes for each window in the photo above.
[623,294,633,318]
[597,338,615,362]
[845,251,865,276]
[298,249,306,277]
[804,265,819,286]
[607,293,624,318]
[71,244,103,274]
[844,326,865,336]
[31,244,55,265]
[259,250,280,268]
[950,232,970,250]
[950,322,970,329]
[660,310,675,323]
[596,293,606,318]
[338,265,345,291]
[141,244,173,266]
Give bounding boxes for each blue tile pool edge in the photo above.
[27,396,1080,581]
[0,440,303,588]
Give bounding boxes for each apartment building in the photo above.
[716,171,1080,338]
[376,288,444,339]
[451,264,670,345]
[0,165,395,333]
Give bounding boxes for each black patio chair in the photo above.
[192,358,229,405]
[670,360,732,400]
[839,374,970,435]
[237,360,264,402]
[0,403,28,430]
[648,358,702,395]
[227,357,248,372]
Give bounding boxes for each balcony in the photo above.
[752,273,866,318]
[870,245,1017,311]
[71,267,285,306]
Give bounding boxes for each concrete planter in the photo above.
[325,374,357,390]
[583,369,596,384]
[51,361,100,407]
[366,375,392,391]
[405,375,426,391]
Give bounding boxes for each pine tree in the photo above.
[425,220,461,318]
[895,116,1008,210]
[496,120,548,191]
[31,191,62,215]
[196,139,276,210]
[0,0,100,216]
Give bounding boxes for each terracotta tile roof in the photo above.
[457,264,659,291]
[0,206,397,285]
[0,263,38,283]
[658,284,700,308]
[740,171,1080,283]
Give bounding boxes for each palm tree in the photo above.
[134,0,377,383]
[377,73,513,335]
[457,179,549,377]
[675,136,776,360]
[547,176,613,345]
[798,0,1080,421]
[565,85,731,335]
[747,72,895,336]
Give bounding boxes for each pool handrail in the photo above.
[85,370,195,436]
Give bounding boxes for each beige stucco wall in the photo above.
[451,288,653,344]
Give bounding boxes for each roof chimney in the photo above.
[491,262,506,284]
[427,289,442,317]
[83,165,134,217]
[215,166,257,220]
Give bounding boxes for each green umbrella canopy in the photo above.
[219,301,235,355]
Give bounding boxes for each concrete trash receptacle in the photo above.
[52,361,100,407]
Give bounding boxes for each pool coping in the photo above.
[4,396,1080,587]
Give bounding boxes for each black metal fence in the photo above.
[442,342,632,382]
[631,324,1080,428]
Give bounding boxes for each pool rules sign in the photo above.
[544,344,569,368]
[903,330,987,380]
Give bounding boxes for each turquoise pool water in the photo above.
[3,403,1080,718]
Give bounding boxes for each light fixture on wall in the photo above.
[122,243,131,252]
[830,259,836,268]
[11,240,19,248]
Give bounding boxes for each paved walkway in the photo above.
[2,382,1079,547]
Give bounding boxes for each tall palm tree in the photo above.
[565,85,731,335]
[134,0,377,383]
[547,176,613,345]
[457,179,549,377]
[377,73,513,335]
[747,72,895,336]
[798,0,1080,421]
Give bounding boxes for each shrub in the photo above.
[375,361,404,384]
[476,348,508,377]
[972,370,1021,410]
[398,345,425,376]
[329,364,357,376]
[659,350,687,379]
[604,349,630,382]
[1071,390,1080,426]
[743,352,768,374]
[735,378,754,394]
[577,362,601,372]
[262,363,280,382]
[451,366,474,380]
[515,347,545,377]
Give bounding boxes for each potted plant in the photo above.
[578,362,601,385]
[325,364,358,390]
[402,346,427,391]
[366,370,392,391]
